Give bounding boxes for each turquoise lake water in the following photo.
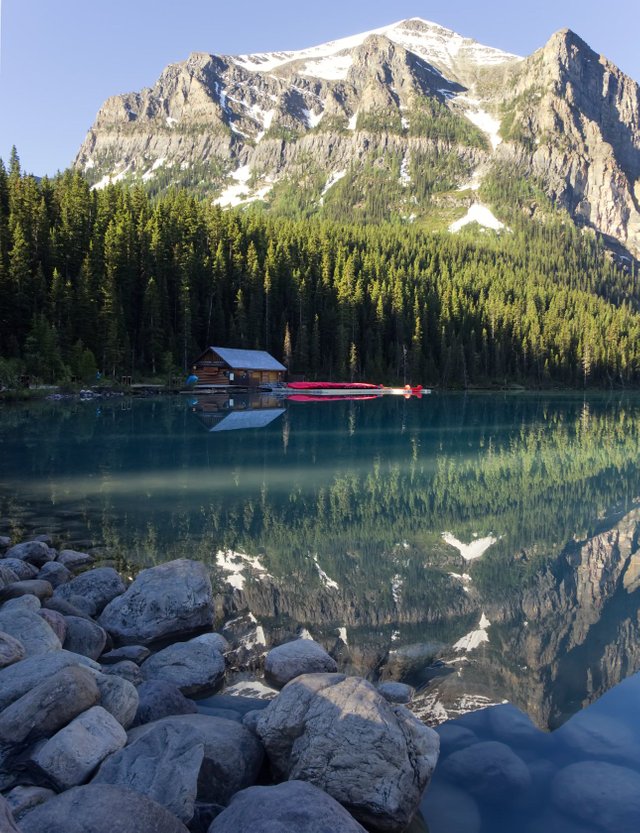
[1,391,640,830]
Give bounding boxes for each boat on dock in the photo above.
[283,382,427,397]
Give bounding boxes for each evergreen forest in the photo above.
[1,149,640,388]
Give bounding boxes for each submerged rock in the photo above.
[551,760,640,830]
[264,638,337,688]
[438,740,531,802]
[208,780,368,832]
[256,673,439,833]
[98,559,214,645]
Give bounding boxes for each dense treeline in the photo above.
[1,149,640,387]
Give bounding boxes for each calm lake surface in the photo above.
[2,391,640,829]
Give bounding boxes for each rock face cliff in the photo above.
[75,18,640,257]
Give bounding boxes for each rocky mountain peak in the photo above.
[75,18,640,259]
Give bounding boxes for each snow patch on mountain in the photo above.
[302,53,353,81]
[232,18,520,82]
[304,107,324,128]
[214,166,273,208]
[449,204,506,233]
[442,531,498,559]
[400,152,411,185]
[457,95,502,150]
[453,612,491,652]
[312,554,339,590]
[321,169,347,196]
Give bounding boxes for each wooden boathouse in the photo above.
[191,346,286,387]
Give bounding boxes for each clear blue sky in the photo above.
[1,0,638,176]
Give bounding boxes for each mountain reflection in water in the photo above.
[2,392,640,733]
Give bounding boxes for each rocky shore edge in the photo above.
[0,537,440,833]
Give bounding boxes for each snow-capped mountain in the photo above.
[75,18,640,258]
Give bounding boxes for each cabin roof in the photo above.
[200,346,286,372]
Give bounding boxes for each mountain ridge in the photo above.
[75,18,640,260]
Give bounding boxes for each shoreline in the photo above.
[0,537,440,832]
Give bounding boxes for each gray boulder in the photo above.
[439,740,531,802]
[255,674,439,833]
[93,721,205,822]
[55,549,95,570]
[1,558,38,580]
[5,786,56,822]
[140,637,225,697]
[0,631,25,669]
[0,650,100,711]
[100,645,150,665]
[54,567,125,616]
[44,595,94,620]
[377,681,415,704]
[264,639,337,688]
[0,535,11,550]
[101,660,142,685]
[0,607,61,656]
[98,559,214,645]
[4,541,54,568]
[0,564,19,586]
[0,579,53,603]
[0,665,100,750]
[95,673,139,729]
[132,680,198,727]
[551,760,640,831]
[37,609,67,642]
[63,616,107,660]
[191,632,230,654]
[128,714,264,806]
[18,783,189,833]
[29,705,127,789]
[1,594,41,613]
[0,794,21,833]
[37,561,72,588]
[208,781,368,833]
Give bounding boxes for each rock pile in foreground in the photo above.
[0,539,440,833]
